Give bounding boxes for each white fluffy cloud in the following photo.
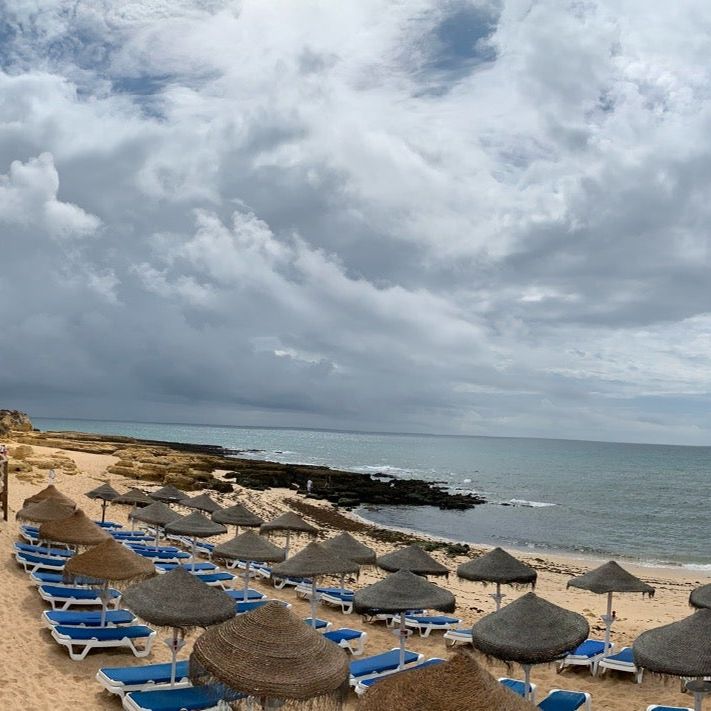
[2,0,711,443]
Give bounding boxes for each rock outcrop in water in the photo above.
[11,424,485,510]
[0,410,34,436]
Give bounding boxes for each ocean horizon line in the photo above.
[33,414,711,451]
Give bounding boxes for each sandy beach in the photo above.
[2,440,706,710]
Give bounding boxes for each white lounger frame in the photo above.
[39,588,121,611]
[399,615,462,638]
[597,648,644,683]
[95,668,191,698]
[559,641,614,676]
[443,629,472,646]
[52,627,156,661]
[349,648,425,686]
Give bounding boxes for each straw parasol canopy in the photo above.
[190,601,349,706]
[261,511,318,556]
[470,592,589,666]
[271,542,360,580]
[213,504,264,529]
[64,538,155,584]
[39,509,110,547]
[165,511,228,538]
[568,561,654,655]
[123,567,235,630]
[321,533,376,566]
[633,609,711,678]
[567,561,655,596]
[212,530,286,564]
[357,653,537,711]
[185,493,223,514]
[112,488,153,507]
[23,484,76,509]
[131,501,182,527]
[260,512,317,535]
[85,483,119,501]
[354,569,455,615]
[457,548,537,587]
[16,497,75,523]
[377,544,449,577]
[151,484,189,504]
[690,583,711,610]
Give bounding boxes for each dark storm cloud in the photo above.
[1,0,711,444]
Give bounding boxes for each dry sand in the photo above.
[1,442,706,710]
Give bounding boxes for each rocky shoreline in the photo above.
[5,415,485,511]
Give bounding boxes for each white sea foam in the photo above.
[509,499,556,508]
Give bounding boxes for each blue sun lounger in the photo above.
[349,648,424,685]
[538,689,592,711]
[39,584,121,610]
[354,657,445,695]
[233,598,291,614]
[323,628,367,655]
[224,588,266,601]
[30,571,94,586]
[401,614,462,637]
[304,618,332,631]
[43,609,136,628]
[16,552,67,573]
[96,660,190,697]
[14,542,74,558]
[499,677,538,701]
[443,628,472,646]
[320,589,356,614]
[597,646,643,683]
[96,520,122,528]
[156,562,217,573]
[52,624,156,661]
[123,686,240,711]
[646,706,692,711]
[559,640,610,675]
[191,572,235,588]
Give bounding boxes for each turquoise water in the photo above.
[35,417,711,567]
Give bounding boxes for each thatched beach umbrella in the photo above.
[131,501,182,544]
[39,509,110,548]
[85,482,119,523]
[357,652,537,711]
[568,561,654,655]
[634,609,711,711]
[16,497,75,523]
[151,484,189,505]
[260,512,317,557]
[690,583,711,610]
[470,592,588,700]
[322,532,376,589]
[354,570,455,669]
[377,544,448,577]
[23,484,76,509]
[165,511,227,569]
[186,493,223,515]
[124,567,235,687]
[112,487,153,530]
[212,531,285,597]
[190,601,350,709]
[457,547,537,611]
[213,504,264,534]
[272,543,359,627]
[64,538,155,625]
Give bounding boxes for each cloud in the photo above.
[1,0,711,444]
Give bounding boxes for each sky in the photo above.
[2,0,711,446]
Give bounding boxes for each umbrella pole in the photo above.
[130,504,136,531]
[310,578,318,628]
[695,692,703,711]
[397,614,407,669]
[164,627,185,688]
[154,525,160,546]
[602,591,614,656]
[191,537,197,571]
[492,582,504,612]
[100,582,108,627]
[522,664,532,701]
[340,572,345,591]
[244,560,251,598]
[285,531,291,557]
[101,499,107,524]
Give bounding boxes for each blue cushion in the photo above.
[126,686,230,711]
[235,600,269,614]
[100,660,189,685]
[350,650,420,678]
[15,543,73,557]
[18,553,65,568]
[55,625,152,640]
[324,628,362,643]
[46,610,135,626]
[538,690,587,711]
[648,707,692,711]
[606,647,634,663]
[194,573,234,583]
[501,678,529,696]
[40,585,120,600]
[224,589,265,601]
[569,640,606,658]
[405,615,459,625]
[359,658,445,687]
[304,618,330,629]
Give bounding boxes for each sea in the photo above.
[34,418,711,569]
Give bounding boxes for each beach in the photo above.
[2,438,707,710]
